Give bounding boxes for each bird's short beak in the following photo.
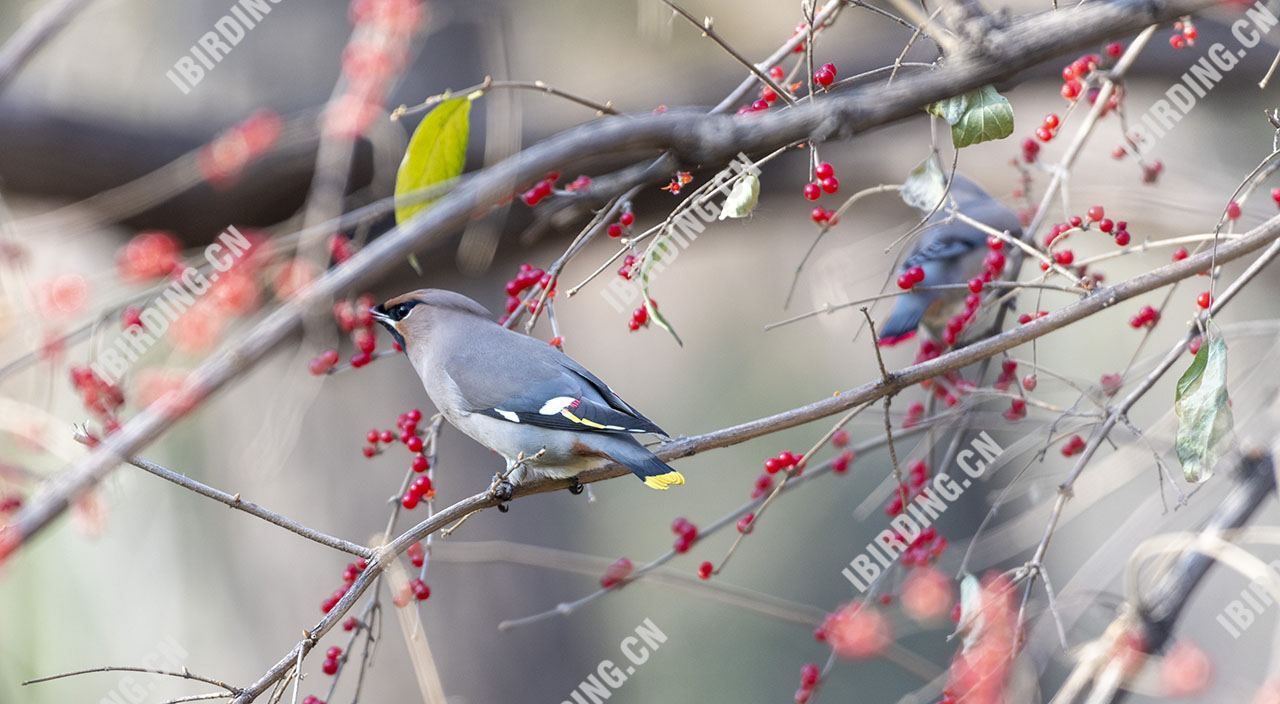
[370,304,393,326]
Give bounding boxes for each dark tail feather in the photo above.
[878,293,934,343]
[604,437,685,490]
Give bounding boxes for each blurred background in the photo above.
[3,0,1280,702]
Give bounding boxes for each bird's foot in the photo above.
[488,472,514,508]
[568,476,584,495]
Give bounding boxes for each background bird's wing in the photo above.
[442,335,666,436]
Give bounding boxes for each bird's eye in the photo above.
[388,303,414,321]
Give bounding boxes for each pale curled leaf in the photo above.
[925,93,968,126]
[955,572,984,652]
[638,236,684,346]
[395,97,472,225]
[718,173,760,220]
[1174,334,1234,483]
[900,156,946,212]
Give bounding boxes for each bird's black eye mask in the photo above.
[372,300,421,353]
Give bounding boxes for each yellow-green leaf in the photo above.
[638,235,683,347]
[1175,334,1233,483]
[395,97,471,225]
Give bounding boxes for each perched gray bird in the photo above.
[879,174,1023,345]
[371,289,684,500]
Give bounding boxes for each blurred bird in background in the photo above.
[878,174,1023,346]
[372,289,684,501]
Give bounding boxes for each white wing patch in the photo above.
[495,408,520,423]
[538,396,578,415]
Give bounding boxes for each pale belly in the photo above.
[447,409,611,481]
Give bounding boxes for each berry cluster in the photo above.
[902,400,926,429]
[309,294,379,373]
[607,211,635,238]
[993,359,1019,392]
[502,263,555,323]
[1059,52,1099,101]
[1033,112,1060,143]
[391,577,432,607]
[821,603,892,660]
[321,645,344,675]
[320,558,368,613]
[794,663,821,703]
[628,304,649,332]
[521,171,560,207]
[942,573,1018,704]
[830,430,854,474]
[813,62,837,89]
[70,366,124,434]
[600,557,633,588]
[803,161,841,202]
[1129,304,1160,329]
[896,265,926,290]
[1170,18,1198,49]
[324,0,420,139]
[763,450,804,475]
[197,110,283,187]
[738,65,791,114]
[117,231,182,282]
[670,517,699,553]
[1002,397,1026,422]
[1060,435,1086,457]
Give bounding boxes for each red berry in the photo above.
[1098,218,1114,233]
[897,274,914,290]
[814,68,834,87]
[1227,201,1242,220]
[401,492,419,509]
[811,207,828,223]
[1023,374,1038,391]
[607,223,623,238]
[820,62,837,77]
[1062,80,1082,99]
[814,162,834,180]
[1185,26,1199,40]
[1272,187,1280,204]
[619,212,634,226]
[803,183,821,201]
[697,561,713,579]
[1173,247,1188,261]
[737,513,755,533]
[987,235,1004,250]
[968,278,983,294]
[820,176,840,194]
[832,429,849,447]
[1087,205,1104,222]
[327,646,343,659]
[751,99,769,111]
[1035,126,1053,142]
[411,578,431,600]
[761,86,778,103]
[350,352,371,368]
[907,265,926,283]
[362,446,376,458]
[1196,292,1212,308]
[800,663,820,687]
[412,455,429,472]
[1170,34,1186,49]
[322,658,339,675]
[1106,42,1123,58]
[406,435,424,453]
[1043,113,1060,129]
[1114,230,1131,246]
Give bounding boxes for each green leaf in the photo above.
[717,173,760,220]
[1174,334,1234,483]
[638,235,684,347]
[901,156,946,212]
[926,93,969,126]
[394,97,471,225]
[949,85,1015,149]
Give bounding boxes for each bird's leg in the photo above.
[568,476,584,495]
[487,449,549,509]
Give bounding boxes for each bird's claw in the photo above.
[488,473,515,503]
[568,476,584,495]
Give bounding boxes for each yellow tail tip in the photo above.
[643,471,686,490]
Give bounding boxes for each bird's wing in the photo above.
[902,228,982,268]
[442,337,666,436]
